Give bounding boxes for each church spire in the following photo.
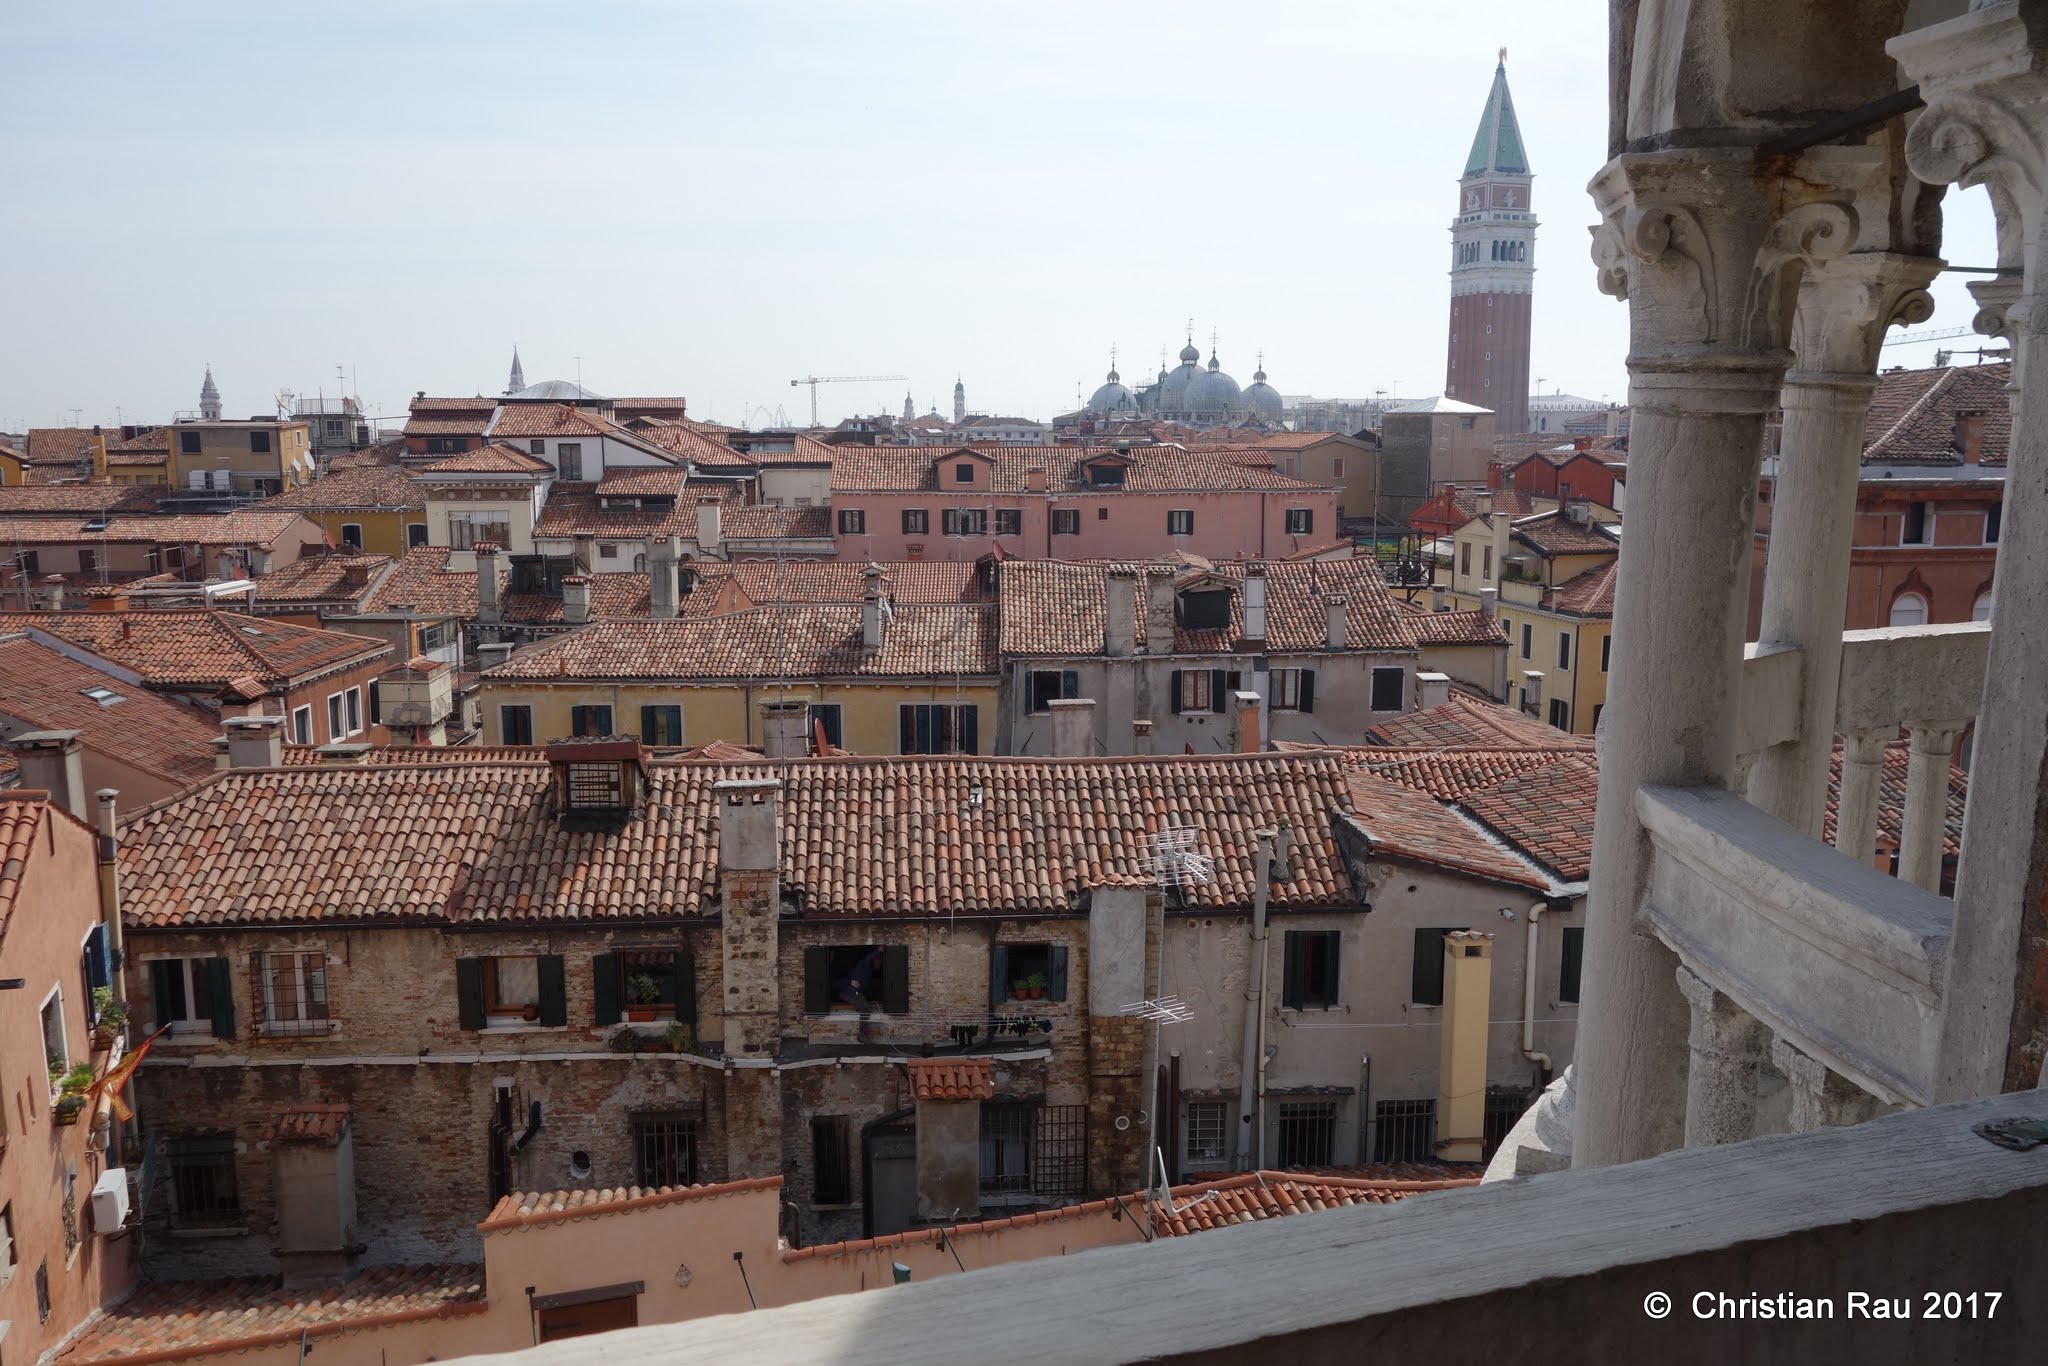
[1464,50,1529,177]
[506,347,526,396]
[953,375,966,425]
[902,391,915,422]
[199,365,221,421]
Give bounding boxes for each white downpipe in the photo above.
[1522,901,1553,1071]
[1234,830,1275,1169]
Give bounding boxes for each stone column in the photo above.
[1571,144,1883,1169]
[1676,966,1770,1147]
[1899,722,1964,892]
[1830,728,1888,864]
[1771,1036,1886,1134]
[1894,3,2048,1099]
[1747,256,1940,838]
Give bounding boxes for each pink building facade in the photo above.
[829,446,1341,563]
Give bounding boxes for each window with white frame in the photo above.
[149,957,225,1034]
[1901,500,1933,546]
[448,513,511,550]
[1183,1099,1229,1169]
[556,443,583,480]
[40,986,67,1079]
[326,687,363,740]
[291,705,313,745]
[1974,591,1993,622]
[1166,509,1194,536]
[1284,508,1314,536]
[1889,592,1929,627]
[258,952,330,1034]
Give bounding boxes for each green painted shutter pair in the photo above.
[804,946,910,1014]
[589,951,697,1026]
[454,955,571,1029]
[987,945,1069,1007]
[148,957,236,1037]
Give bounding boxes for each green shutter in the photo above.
[592,953,621,1025]
[206,957,236,1038]
[1048,944,1068,1002]
[804,947,832,1015]
[989,944,1010,1008]
[1298,669,1315,714]
[673,949,697,1026]
[1169,670,1184,714]
[149,960,177,1031]
[1061,669,1079,699]
[1412,929,1447,1006]
[456,958,486,1031]
[1282,932,1306,1010]
[959,706,979,755]
[1559,927,1584,1004]
[641,705,659,743]
[882,945,910,1015]
[1320,933,1341,1007]
[537,955,568,1027]
[1210,669,1228,714]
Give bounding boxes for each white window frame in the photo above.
[1167,509,1195,537]
[148,956,217,1036]
[41,983,68,1092]
[291,704,313,745]
[1901,501,1935,547]
[326,686,364,740]
[339,522,364,549]
[1889,592,1929,627]
[1270,668,1302,712]
[259,950,330,1031]
[448,513,512,550]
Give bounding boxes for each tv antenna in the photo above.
[1149,825,1214,892]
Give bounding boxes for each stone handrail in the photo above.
[1636,783,1951,1108]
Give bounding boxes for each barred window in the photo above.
[633,1113,698,1188]
[1276,1101,1337,1167]
[1374,1098,1438,1163]
[979,1102,1033,1194]
[168,1135,240,1227]
[566,761,623,808]
[1183,1100,1228,1168]
[257,952,330,1035]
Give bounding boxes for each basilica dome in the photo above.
[1158,339,1205,412]
[1088,365,1138,413]
[1183,353,1243,415]
[1241,362,1282,422]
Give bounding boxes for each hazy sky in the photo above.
[0,1,1998,433]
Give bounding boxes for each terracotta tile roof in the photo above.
[257,464,424,513]
[106,426,171,453]
[485,405,673,456]
[1862,363,2010,466]
[905,1057,995,1101]
[1541,559,1620,617]
[503,573,650,624]
[410,395,499,414]
[531,481,730,541]
[401,415,492,437]
[0,484,164,515]
[0,636,224,789]
[481,1175,784,1232]
[417,442,554,476]
[0,511,313,549]
[116,752,1366,927]
[278,744,545,766]
[831,445,1328,494]
[1336,745,1590,800]
[0,794,50,948]
[2,609,389,690]
[57,1264,486,1364]
[327,440,410,470]
[594,465,690,497]
[361,546,483,616]
[720,504,834,539]
[631,421,751,468]
[998,557,1415,657]
[1364,694,1584,749]
[251,554,393,608]
[1341,771,1550,889]
[23,427,96,465]
[485,603,996,680]
[1151,1171,1475,1237]
[1399,604,1510,646]
[685,561,985,610]
[1510,510,1620,556]
[1456,754,1602,882]
[265,1104,349,1144]
[1824,740,1969,858]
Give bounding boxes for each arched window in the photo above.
[1889,592,1929,627]
[1973,591,1993,621]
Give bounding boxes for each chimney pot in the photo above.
[6,730,88,820]
[1324,594,1349,651]
[560,574,592,626]
[222,714,286,770]
[697,497,723,553]
[1231,690,1263,754]
[474,541,501,626]
[1047,697,1097,757]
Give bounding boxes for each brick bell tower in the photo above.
[1445,50,1535,434]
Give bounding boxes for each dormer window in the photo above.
[955,462,975,483]
[566,762,623,809]
[546,739,646,825]
[1179,588,1232,631]
[1088,464,1125,489]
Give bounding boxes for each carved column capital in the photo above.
[1586,146,1886,404]
[1788,252,1946,378]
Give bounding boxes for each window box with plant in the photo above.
[52,1062,94,1126]
[625,971,664,1022]
[91,988,129,1050]
[592,949,696,1030]
[990,944,1067,1008]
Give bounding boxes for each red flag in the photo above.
[87,1024,171,1123]
[1184,742,1195,755]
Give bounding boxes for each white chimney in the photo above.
[1242,564,1268,644]
[223,714,285,770]
[1324,594,1349,651]
[1105,569,1138,658]
[648,535,679,620]
[7,730,87,820]
[1417,671,1452,710]
[697,498,723,553]
[1048,697,1096,757]
[561,574,591,626]
[41,575,64,612]
[1144,568,1176,654]
[1130,718,1153,756]
[862,564,885,652]
[1479,587,1498,618]
[474,542,501,626]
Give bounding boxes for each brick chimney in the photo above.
[1231,690,1263,753]
[7,731,87,820]
[561,574,591,626]
[1143,568,1176,655]
[758,700,810,758]
[474,542,501,626]
[1242,563,1268,645]
[1049,697,1096,757]
[717,778,784,1179]
[1957,412,1985,467]
[1436,931,1495,1162]
[223,714,285,770]
[1324,595,1348,651]
[1486,459,1505,491]
[1105,569,1138,657]
[1025,467,1048,492]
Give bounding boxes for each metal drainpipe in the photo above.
[1522,901,1553,1072]
[1233,830,1275,1169]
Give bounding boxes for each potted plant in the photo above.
[1026,972,1048,1001]
[607,1025,643,1054]
[53,1063,94,1125]
[624,972,663,1022]
[664,1020,690,1053]
[1011,978,1032,1002]
[92,987,129,1049]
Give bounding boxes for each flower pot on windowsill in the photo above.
[54,1095,86,1127]
[625,1007,660,1023]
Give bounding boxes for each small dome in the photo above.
[1179,339,1201,364]
[1184,354,1243,414]
[506,379,607,403]
[1242,379,1282,422]
[1088,367,1138,413]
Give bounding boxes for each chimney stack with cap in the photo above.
[1143,567,1176,654]
[1105,568,1138,657]
[715,776,786,1175]
[1242,563,1268,645]
[862,565,886,652]
[1049,697,1096,757]
[648,535,680,620]
[561,574,592,626]
[223,714,285,770]
[697,498,723,555]
[1324,595,1348,651]
[7,731,88,820]
[474,542,502,626]
[1231,690,1263,754]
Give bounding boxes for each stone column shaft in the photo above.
[1831,728,1888,864]
[1899,723,1963,893]
[1676,966,1769,1147]
[1771,1036,1885,1133]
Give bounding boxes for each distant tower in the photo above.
[199,365,222,421]
[953,376,966,424]
[1445,50,1536,433]
[506,347,526,396]
[903,392,915,421]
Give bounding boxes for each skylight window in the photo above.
[80,686,123,706]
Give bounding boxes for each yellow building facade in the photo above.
[167,419,314,495]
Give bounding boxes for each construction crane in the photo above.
[1882,326,1975,348]
[788,374,908,426]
